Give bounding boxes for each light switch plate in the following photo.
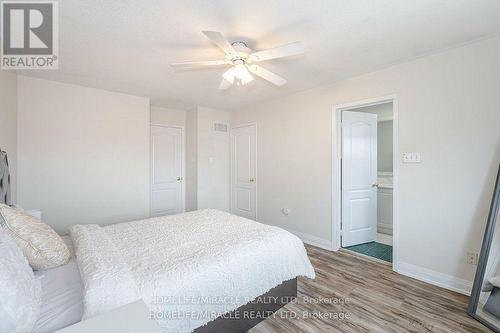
[403,152,421,163]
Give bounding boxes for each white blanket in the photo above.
[69,209,315,332]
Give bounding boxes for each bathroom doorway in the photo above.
[332,96,398,268]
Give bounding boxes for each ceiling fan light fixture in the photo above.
[234,64,253,85]
[222,67,235,84]
[222,64,253,86]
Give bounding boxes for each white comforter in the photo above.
[69,209,315,332]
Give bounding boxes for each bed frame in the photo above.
[193,278,297,333]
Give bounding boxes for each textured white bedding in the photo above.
[32,236,84,333]
[69,209,315,333]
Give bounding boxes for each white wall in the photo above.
[197,107,230,211]
[151,106,186,127]
[185,109,198,211]
[231,36,500,287]
[0,72,17,202]
[17,76,151,234]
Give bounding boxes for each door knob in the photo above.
[249,178,255,182]
[177,177,183,181]
[371,183,379,188]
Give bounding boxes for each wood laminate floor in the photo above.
[249,245,491,333]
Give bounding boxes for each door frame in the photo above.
[230,122,258,220]
[332,95,399,271]
[150,123,186,216]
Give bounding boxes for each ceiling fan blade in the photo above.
[170,60,227,69]
[248,65,287,86]
[219,78,232,90]
[202,31,236,55]
[249,42,304,62]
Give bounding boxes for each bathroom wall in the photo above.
[378,120,393,173]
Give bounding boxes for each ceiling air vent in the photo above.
[214,123,228,133]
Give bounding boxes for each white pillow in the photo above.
[0,203,70,270]
[0,230,42,333]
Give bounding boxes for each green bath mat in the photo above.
[345,242,392,263]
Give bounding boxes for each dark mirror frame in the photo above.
[0,148,12,205]
[469,164,500,332]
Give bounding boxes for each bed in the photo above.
[31,209,315,333]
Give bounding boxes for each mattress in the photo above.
[32,236,84,333]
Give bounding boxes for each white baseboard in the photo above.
[281,226,471,296]
[397,261,472,295]
[284,228,333,251]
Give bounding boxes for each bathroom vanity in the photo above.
[377,173,393,235]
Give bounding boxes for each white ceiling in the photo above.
[21,0,500,110]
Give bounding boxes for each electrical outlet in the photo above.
[467,252,478,265]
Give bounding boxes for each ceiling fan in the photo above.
[171,31,304,90]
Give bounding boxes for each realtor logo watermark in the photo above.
[1,1,58,69]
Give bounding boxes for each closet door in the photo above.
[231,124,257,220]
[151,125,184,216]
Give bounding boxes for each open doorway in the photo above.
[333,96,398,268]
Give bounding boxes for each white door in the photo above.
[341,111,377,247]
[151,125,184,216]
[231,124,256,220]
